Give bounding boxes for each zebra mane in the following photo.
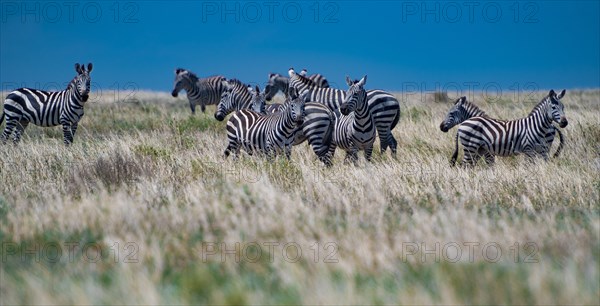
[462,100,487,117]
[66,75,78,90]
[528,94,552,116]
[227,79,251,92]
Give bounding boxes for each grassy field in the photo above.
[0,89,598,305]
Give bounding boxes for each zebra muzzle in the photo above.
[171,90,179,97]
[440,122,450,132]
[559,117,568,128]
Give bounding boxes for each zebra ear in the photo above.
[87,63,93,73]
[549,89,556,97]
[75,63,81,74]
[456,96,466,105]
[288,67,296,77]
[346,76,353,87]
[557,89,566,99]
[255,85,260,93]
[300,69,307,76]
[175,68,184,75]
[358,75,367,86]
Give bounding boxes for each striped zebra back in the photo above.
[299,68,330,88]
[172,68,226,113]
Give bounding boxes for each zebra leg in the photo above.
[364,144,374,162]
[190,102,196,114]
[71,123,78,139]
[200,104,206,113]
[62,123,74,145]
[461,149,477,167]
[12,121,29,144]
[483,151,495,165]
[344,150,359,165]
[224,141,240,159]
[1,118,18,145]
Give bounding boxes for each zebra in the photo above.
[264,70,329,102]
[250,85,283,114]
[171,68,226,114]
[453,89,568,166]
[287,68,401,158]
[329,75,376,163]
[214,79,254,121]
[1,63,93,145]
[440,96,564,162]
[250,85,336,166]
[224,88,307,160]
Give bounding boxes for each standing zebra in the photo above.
[440,96,564,162]
[329,75,376,163]
[171,68,226,114]
[224,88,307,159]
[287,68,401,158]
[250,86,336,166]
[1,63,93,145]
[264,70,329,102]
[454,89,568,166]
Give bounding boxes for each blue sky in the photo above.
[1,1,599,93]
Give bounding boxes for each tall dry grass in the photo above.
[0,89,598,305]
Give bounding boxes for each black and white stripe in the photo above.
[225,89,307,159]
[454,89,568,166]
[214,79,254,121]
[1,63,93,145]
[171,68,226,114]
[329,76,376,163]
[441,96,564,162]
[287,68,401,158]
[264,70,329,102]
[251,86,335,166]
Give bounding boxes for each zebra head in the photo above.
[214,79,234,121]
[73,63,93,102]
[286,87,307,125]
[440,96,468,132]
[250,85,267,114]
[171,68,198,98]
[546,89,568,128]
[265,73,289,101]
[340,75,368,116]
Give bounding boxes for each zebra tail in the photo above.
[450,131,459,167]
[0,109,4,126]
[390,105,401,130]
[553,128,564,158]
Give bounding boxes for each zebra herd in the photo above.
[0,63,569,167]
